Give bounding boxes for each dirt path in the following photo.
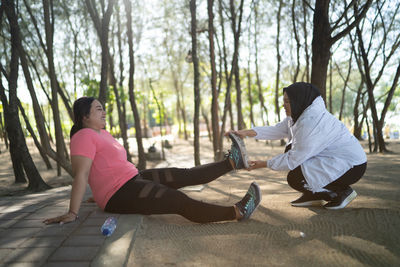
[127,137,400,266]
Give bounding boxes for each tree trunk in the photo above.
[0,111,8,150]
[179,87,189,140]
[201,106,212,142]
[356,26,386,152]
[0,83,25,183]
[19,45,53,156]
[111,8,131,162]
[302,0,310,82]
[124,0,146,170]
[216,0,233,159]
[18,100,52,170]
[328,57,333,113]
[109,54,132,162]
[379,62,400,138]
[85,0,115,105]
[275,0,283,121]
[3,0,50,191]
[291,0,301,83]
[253,3,268,125]
[230,0,245,130]
[337,51,352,121]
[310,0,330,100]
[246,68,255,127]
[149,80,165,160]
[190,0,201,166]
[43,0,69,176]
[310,0,372,100]
[353,84,363,140]
[21,0,72,175]
[207,0,220,160]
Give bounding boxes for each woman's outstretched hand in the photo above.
[247,160,267,171]
[224,130,247,139]
[43,212,78,225]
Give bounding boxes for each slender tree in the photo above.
[85,0,115,105]
[42,0,70,175]
[274,0,283,122]
[253,2,269,125]
[230,0,246,130]
[123,0,146,169]
[207,0,220,160]
[354,1,400,152]
[336,50,353,121]
[190,0,201,166]
[2,0,50,191]
[291,0,301,83]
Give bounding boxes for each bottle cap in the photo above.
[102,229,110,236]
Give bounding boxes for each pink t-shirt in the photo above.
[70,128,138,210]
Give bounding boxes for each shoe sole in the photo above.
[240,182,262,221]
[229,133,249,168]
[291,200,324,207]
[252,182,262,206]
[324,190,357,210]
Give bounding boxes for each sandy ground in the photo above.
[127,137,400,266]
[0,136,399,266]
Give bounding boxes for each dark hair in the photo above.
[70,97,96,138]
[283,82,321,123]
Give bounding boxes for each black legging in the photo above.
[284,144,367,196]
[104,159,236,223]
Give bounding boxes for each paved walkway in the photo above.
[0,141,208,266]
[0,185,142,266]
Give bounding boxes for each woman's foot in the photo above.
[324,188,357,210]
[228,133,249,169]
[235,182,262,221]
[290,192,325,207]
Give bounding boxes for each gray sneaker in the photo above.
[236,182,262,221]
[228,133,249,169]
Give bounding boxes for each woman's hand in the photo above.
[247,160,267,171]
[43,211,78,225]
[224,129,255,139]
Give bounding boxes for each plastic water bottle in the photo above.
[101,217,117,236]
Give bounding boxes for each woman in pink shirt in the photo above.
[44,97,261,224]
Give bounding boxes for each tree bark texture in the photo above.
[310,0,372,101]
[85,0,115,105]
[275,0,283,121]
[124,0,146,170]
[190,0,201,166]
[207,0,220,160]
[3,0,50,191]
[230,0,245,130]
[43,0,69,176]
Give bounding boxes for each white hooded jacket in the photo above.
[252,96,367,192]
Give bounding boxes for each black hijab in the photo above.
[283,82,321,123]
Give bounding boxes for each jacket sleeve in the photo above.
[267,117,331,171]
[252,117,291,140]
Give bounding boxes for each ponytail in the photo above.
[70,124,79,138]
[70,97,96,138]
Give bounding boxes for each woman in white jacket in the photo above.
[231,82,367,209]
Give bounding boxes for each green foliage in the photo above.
[388,85,400,112]
[81,78,100,98]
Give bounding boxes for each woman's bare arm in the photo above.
[43,156,92,224]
